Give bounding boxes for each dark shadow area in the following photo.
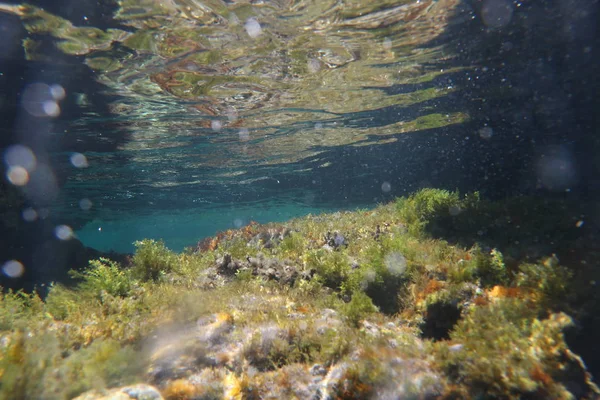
[0,7,130,293]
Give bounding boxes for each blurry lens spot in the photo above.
[22,83,53,117]
[381,181,391,193]
[478,126,494,139]
[4,145,37,172]
[239,128,250,141]
[384,252,407,276]
[383,37,393,50]
[449,205,462,216]
[50,84,66,100]
[79,198,93,210]
[7,166,29,186]
[307,58,321,73]
[481,0,513,29]
[2,260,24,278]
[244,18,262,38]
[55,225,74,240]
[233,218,244,228]
[70,153,89,168]
[211,120,223,131]
[22,207,38,222]
[42,101,60,117]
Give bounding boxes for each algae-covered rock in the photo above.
[1,189,599,399]
[73,384,163,400]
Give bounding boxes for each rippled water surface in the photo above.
[1,0,596,251]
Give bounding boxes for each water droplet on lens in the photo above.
[4,145,36,172]
[22,208,37,222]
[79,198,93,210]
[244,18,262,38]
[479,126,494,139]
[55,225,73,240]
[2,260,24,278]
[70,153,89,168]
[7,166,29,186]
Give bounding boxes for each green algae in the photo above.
[1,188,599,399]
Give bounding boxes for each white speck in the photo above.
[2,260,24,278]
[448,343,464,352]
[70,153,88,168]
[6,166,29,186]
[55,225,73,240]
[79,198,93,210]
[22,208,37,222]
[244,18,262,38]
[381,181,391,193]
[314,122,323,130]
[98,227,102,232]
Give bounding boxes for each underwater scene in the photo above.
[0,0,599,398]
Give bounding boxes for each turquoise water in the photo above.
[76,201,339,253]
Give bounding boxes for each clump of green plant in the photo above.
[277,231,307,259]
[70,258,135,299]
[396,189,462,236]
[304,248,351,289]
[220,236,258,260]
[435,298,577,398]
[341,291,378,327]
[516,255,573,310]
[0,331,142,400]
[0,290,44,331]
[448,246,509,286]
[131,239,177,281]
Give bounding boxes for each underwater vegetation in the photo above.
[1,188,599,399]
